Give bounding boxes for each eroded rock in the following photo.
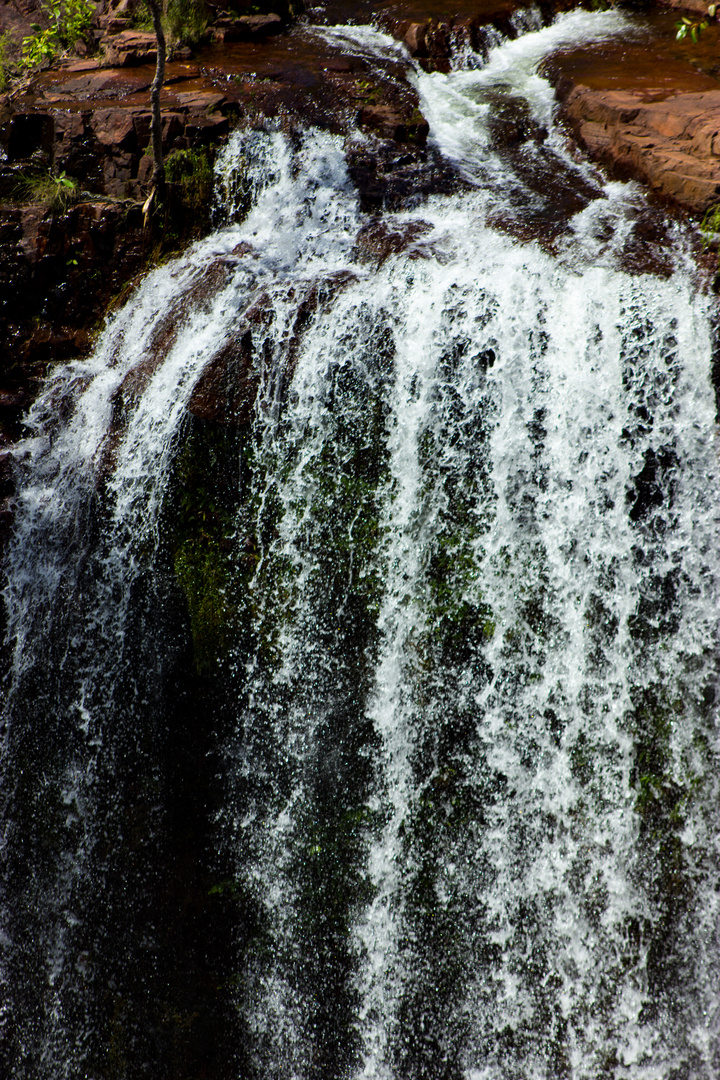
[101,30,158,67]
[555,81,720,214]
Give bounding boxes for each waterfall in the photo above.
[2,11,719,1080]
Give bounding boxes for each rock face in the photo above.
[542,23,720,217]
[553,80,720,215]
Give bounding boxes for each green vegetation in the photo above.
[11,169,80,214]
[166,0,210,48]
[700,202,720,250]
[675,8,713,42]
[164,420,242,674]
[133,0,210,50]
[21,0,94,69]
[165,146,214,217]
[144,146,218,251]
[628,682,706,995]
[0,31,13,90]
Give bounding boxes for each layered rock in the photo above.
[543,21,720,216]
[553,80,720,214]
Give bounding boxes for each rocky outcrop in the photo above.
[552,79,720,214]
[101,29,158,67]
[0,197,146,387]
[542,27,720,217]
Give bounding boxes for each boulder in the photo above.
[102,30,158,67]
[211,14,283,43]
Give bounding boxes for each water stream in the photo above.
[2,11,719,1080]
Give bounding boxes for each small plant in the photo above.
[675,3,716,42]
[16,170,79,214]
[165,146,215,228]
[700,202,720,250]
[22,0,94,69]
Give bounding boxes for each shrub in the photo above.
[22,0,94,69]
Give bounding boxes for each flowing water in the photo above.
[2,11,720,1080]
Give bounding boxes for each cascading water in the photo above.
[2,11,719,1080]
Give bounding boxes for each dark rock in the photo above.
[355,219,433,265]
[346,139,466,213]
[185,114,230,145]
[188,331,260,425]
[5,113,54,163]
[212,13,284,43]
[357,105,428,145]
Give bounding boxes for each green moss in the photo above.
[628,682,706,993]
[166,0,210,48]
[165,147,215,216]
[174,537,229,674]
[161,419,244,675]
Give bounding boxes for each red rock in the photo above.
[62,60,103,73]
[91,107,137,148]
[102,30,157,67]
[557,82,720,214]
[174,91,226,111]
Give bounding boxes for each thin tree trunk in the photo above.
[146,0,166,198]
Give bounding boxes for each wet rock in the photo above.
[355,219,433,265]
[357,104,429,145]
[188,331,260,425]
[487,94,546,149]
[346,139,466,212]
